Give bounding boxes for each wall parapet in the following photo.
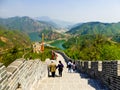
[56,51,120,90]
[78,60,120,90]
[0,58,47,90]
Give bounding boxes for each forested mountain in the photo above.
[63,22,120,60]
[0,16,56,33]
[0,26,31,51]
[0,16,67,42]
[0,25,59,66]
[68,22,120,36]
[63,35,120,60]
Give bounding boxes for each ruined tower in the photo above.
[41,33,44,52]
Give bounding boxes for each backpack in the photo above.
[58,63,63,70]
[68,63,71,68]
[72,64,76,69]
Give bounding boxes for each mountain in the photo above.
[0,16,68,42]
[53,19,74,29]
[68,22,120,36]
[35,16,59,28]
[0,26,31,51]
[64,34,120,60]
[0,16,56,33]
[69,23,83,30]
[35,16,52,22]
[35,16,75,29]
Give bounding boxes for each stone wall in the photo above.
[55,51,73,63]
[76,61,120,90]
[0,58,47,90]
[0,63,8,90]
[57,51,120,90]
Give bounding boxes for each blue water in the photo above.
[28,32,41,42]
[50,40,66,50]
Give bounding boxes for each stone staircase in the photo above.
[34,53,108,90]
[0,52,110,90]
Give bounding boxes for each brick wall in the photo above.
[0,58,47,90]
[57,51,120,90]
[0,63,8,90]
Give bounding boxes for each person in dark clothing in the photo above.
[67,60,73,73]
[57,61,64,77]
[72,61,76,72]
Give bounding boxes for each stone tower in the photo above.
[41,33,44,52]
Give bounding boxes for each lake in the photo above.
[50,40,66,50]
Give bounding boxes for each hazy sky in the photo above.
[0,0,120,23]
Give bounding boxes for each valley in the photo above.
[0,1,120,90]
[1,16,120,66]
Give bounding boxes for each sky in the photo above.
[0,0,120,23]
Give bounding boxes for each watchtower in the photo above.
[41,33,44,52]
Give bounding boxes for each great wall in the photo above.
[56,51,120,90]
[0,58,47,90]
[0,51,120,90]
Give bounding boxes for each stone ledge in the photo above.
[0,58,48,90]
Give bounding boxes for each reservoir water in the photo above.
[50,40,65,50]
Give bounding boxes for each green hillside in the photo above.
[0,16,65,42]
[0,26,60,66]
[0,26,31,51]
[68,22,120,36]
[0,25,31,66]
[0,16,56,33]
[63,35,120,61]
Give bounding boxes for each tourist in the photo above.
[57,61,64,77]
[51,50,58,60]
[72,61,76,72]
[49,61,57,77]
[67,60,73,73]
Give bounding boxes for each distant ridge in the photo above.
[67,22,120,36]
[35,16,75,29]
[0,16,56,33]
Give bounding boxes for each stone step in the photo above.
[34,53,98,90]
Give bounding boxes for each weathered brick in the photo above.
[0,59,47,90]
